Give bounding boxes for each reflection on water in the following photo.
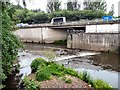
[19,43,119,88]
[89,53,120,72]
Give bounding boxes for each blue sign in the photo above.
[102,16,113,21]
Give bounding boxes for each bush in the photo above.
[23,76,40,90]
[48,63,65,76]
[31,58,47,72]
[36,66,51,81]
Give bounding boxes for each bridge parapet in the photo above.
[19,20,120,28]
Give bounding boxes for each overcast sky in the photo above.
[10,0,120,16]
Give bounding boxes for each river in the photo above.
[13,43,120,89]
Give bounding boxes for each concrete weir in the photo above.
[67,33,120,52]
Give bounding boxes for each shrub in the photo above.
[23,76,40,90]
[36,66,51,81]
[48,63,65,76]
[31,58,47,72]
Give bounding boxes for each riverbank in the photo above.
[22,58,111,89]
[3,43,119,89]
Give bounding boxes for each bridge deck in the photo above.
[19,20,120,29]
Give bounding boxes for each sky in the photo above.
[10,0,120,16]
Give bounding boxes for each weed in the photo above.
[61,76,72,84]
[23,75,40,90]
[36,66,51,81]
[31,58,47,72]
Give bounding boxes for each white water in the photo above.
[55,51,100,61]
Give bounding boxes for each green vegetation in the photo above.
[31,58,47,72]
[54,40,67,45]
[30,58,112,88]
[93,79,112,88]
[36,66,51,81]
[23,75,40,90]
[62,76,72,84]
[1,1,22,89]
[15,9,108,24]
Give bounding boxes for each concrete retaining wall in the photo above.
[86,24,119,33]
[14,27,67,43]
[67,33,120,52]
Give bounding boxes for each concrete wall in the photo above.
[14,27,67,43]
[86,24,119,33]
[67,33,120,52]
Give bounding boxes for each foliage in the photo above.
[93,79,112,88]
[36,65,51,81]
[43,49,56,62]
[23,75,40,90]
[54,40,67,45]
[83,0,107,12]
[62,76,72,84]
[80,71,94,86]
[48,63,65,76]
[1,1,22,76]
[15,8,107,24]
[63,68,79,77]
[31,58,112,88]
[47,0,61,13]
[1,1,22,88]
[67,0,80,11]
[31,58,47,72]
[0,61,6,77]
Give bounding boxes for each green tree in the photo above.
[1,1,21,88]
[83,0,107,12]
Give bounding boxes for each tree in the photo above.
[108,4,114,16]
[83,0,107,12]
[67,0,73,11]
[47,0,61,13]
[1,1,21,89]
[67,0,80,11]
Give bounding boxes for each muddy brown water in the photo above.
[3,43,120,89]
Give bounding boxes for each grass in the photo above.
[23,75,40,90]
[61,76,72,84]
[30,58,112,89]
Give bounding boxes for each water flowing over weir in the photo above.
[17,43,119,88]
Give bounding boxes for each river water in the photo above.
[18,43,119,89]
